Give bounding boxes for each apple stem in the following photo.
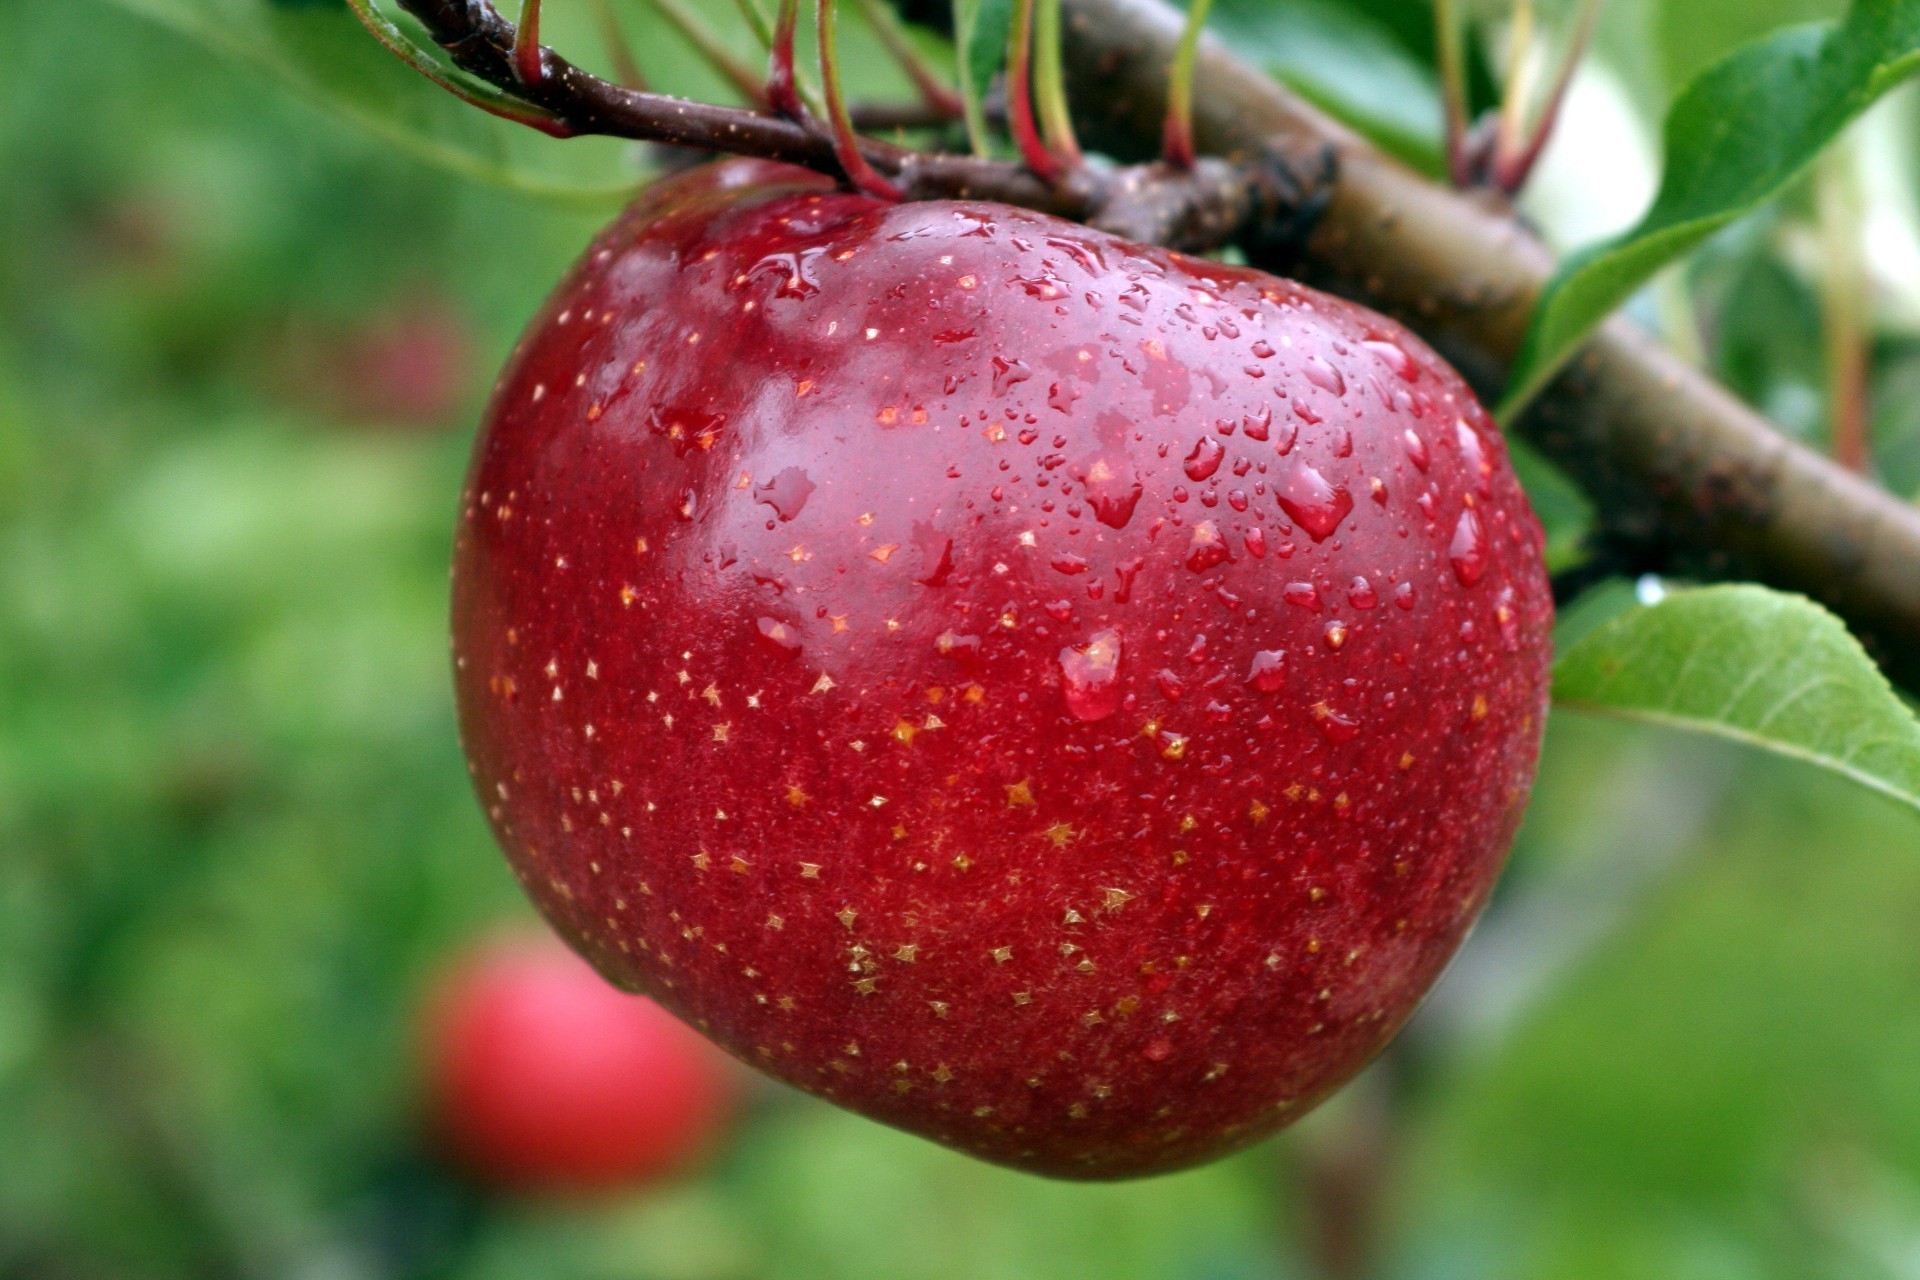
[592,0,650,91]
[1432,0,1472,187]
[766,0,807,117]
[1819,140,1873,473]
[1489,0,1603,194]
[1006,0,1060,181]
[641,0,773,109]
[817,0,908,197]
[1033,0,1084,169]
[1160,0,1211,170]
[854,0,966,121]
[512,0,544,85]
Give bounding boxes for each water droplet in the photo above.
[991,355,1033,395]
[1113,556,1145,603]
[1312,701,1360,743]
[1243,527,1267,558]
[1048,382,1081,413]
[1403,429,1430,472]
[1247,648,1287,692]
[914,525,955,586]
[1347,577,1377,609]
[1051,553,1089,575]
[1283,581,1321,611]
[1302,356,1345,397]
[1323,620,1349,650]
[1059,629,1123,722]
[1186,521,1231,572]
[1184,437,1225,481]
[756,616,802,658]
[1363,338,1418,382]
[1242,408,1270,441]
[1450,508,1487,586]
[1275,460,1354,542]
[1394,582,1416,610]
[744,464,816,526]
[1455,418,1492,495]
[1078,458,1144,529]
[1155,667,1185,700]
[1250,339,1275,359]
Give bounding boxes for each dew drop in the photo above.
[1283,581,1321,612]
[1059,629,1123,722]
[1186,521,1231,572]
[1078,458,1144,529]
[1275,460,1354,543]
[1403,429,1430,472]
[1051,553,1090,575]
[1302,356,1345,397]
[756,616,803,658]
[1450,508,1487,586]
[1184,437,1226,481]
[1247,649,1287,692]
[1394,581,1416,610]
[755,467,816,522]
[1347,577,1377,610]
[991,355,1034,395]
[1313,702,1360,743]
[1456,418,1493,495]
[1363,338,1418,382]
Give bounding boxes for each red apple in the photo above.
[450,159,1551,1179]
[422,930,736,1192]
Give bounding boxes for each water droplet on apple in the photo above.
[755,467,816,522]
[1184,437,1225,481]
[1450,508,1487,586]
[1247,649,1286,692]
[1059,629,1123,721]
[1275,459,1353,542]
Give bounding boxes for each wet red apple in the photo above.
[451,158,1551,1179]
[423,930,737,1192]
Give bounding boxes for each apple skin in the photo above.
[422,931,737,1193]
[451,159,1551,1179]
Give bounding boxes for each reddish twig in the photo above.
[816,0,906,197]
[1007,0,1059,179]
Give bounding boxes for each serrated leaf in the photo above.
[106,0,642,201]
[1553,584,1920,814]
[953,0,1013,155]
[1500,0,1920,418]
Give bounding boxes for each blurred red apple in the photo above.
[422,930,737,1193]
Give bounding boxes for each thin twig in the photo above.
[1433,0,1472,187]
[1491,0,1605,193]
[819,0,907,196]
[1160,0,1211,169]
[854,0,965,119]
[1006,0,1059,179]
[643,0,772,107]
[593,0,649,90]
[1034,0,1083,167]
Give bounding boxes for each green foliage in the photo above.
[1502,0,1920,416]
[1554,585,1920,814]
[954,0,1014,154]
[106,0,644,199]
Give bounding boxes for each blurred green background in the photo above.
[5,1,1920,1277]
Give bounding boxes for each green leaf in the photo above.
[1211,0,1445,172]
[1553,584,1920,814]
[105,0,643,201]
[1500,0,1920,418]
[953,0,1013,155]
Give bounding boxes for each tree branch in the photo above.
[1058,0,1920,690]
[389,0,1298,252]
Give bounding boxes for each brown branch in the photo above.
[391,0,1294,253]
[1058,0,1920,690]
